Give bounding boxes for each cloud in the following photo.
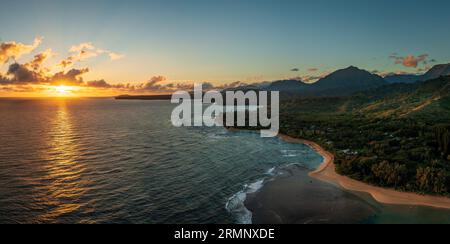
[0,85,47,93]
[108,52,125,61]
[86,79,112,88]
[136,77,224,92]
[0,57,130,90]
[59,42,124,68]
[301,76,322,82]
[136,76,199,92]
[25,49,55,71]
[0,38,42,64]
[0,38,266,94]
[50,68,89,85]
[69,42,96,53]
[59,46,98,68]
[3,61,93,86]
[390,54,429,68]
[0,49,126,90]
[298,70,331,83]
[378,70,422,77]
[291,68,299,72]
[404,54,428,67]
[168,82,215,91]
[0,74,11,84]
[214,81,248,90]
[202,82,215,90]
[210,80,272,90]
[7,63,41,83]
[0,61,265,94]
[417,66,431,73]
[142,76,168,90]
[287,68,322,82]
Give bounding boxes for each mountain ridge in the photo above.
[385,63,450,84]
[264,66,387,97]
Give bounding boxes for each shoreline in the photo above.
[277,134,450,210]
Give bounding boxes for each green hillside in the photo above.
[278,76,450,196]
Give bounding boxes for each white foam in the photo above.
[225,191,253,224]
[225,179,265,224]
[246,179,264,193]
[266,167,276,176]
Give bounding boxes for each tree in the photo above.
[371,161,407,188]
[416,166,448,194]
[434,124,450,157]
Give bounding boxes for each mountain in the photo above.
[385,63,450,84]
[309,66,387,96]
[354,75,450,120]
[282,75,450,122]
[384,74,421,84]
[266,79,306,91]
[265,66,387,97]
[222,84,262,92]
[422,63,450,81]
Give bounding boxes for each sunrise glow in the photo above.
[1,1,449,98]
[55,85,72,95]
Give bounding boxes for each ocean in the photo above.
[0,98,449,224]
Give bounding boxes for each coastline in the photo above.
[277,134,450,210]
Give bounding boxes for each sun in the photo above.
[54,85,76,96]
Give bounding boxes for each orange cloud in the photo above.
[0,38,42,64]
[390,54,429,68]
[142,76,168,90]
[0,39,242,95]
[50,68,89,85]
[25,48,55,71]
[59,42,124,68]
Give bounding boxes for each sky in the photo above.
[1,0,450,96]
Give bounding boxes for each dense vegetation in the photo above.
[280,76,450,196]
[232,76,450,196]
[279,113,450,195]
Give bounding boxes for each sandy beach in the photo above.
[278,134,450,210]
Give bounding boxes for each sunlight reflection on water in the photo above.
[1,99,448,224]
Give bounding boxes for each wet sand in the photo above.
[278,134,450,210]
[245,165,377,224]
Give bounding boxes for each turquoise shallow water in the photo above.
[0,98,449,224]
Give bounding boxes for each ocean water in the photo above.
[0,98,449,224]
[0,98,323,224]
